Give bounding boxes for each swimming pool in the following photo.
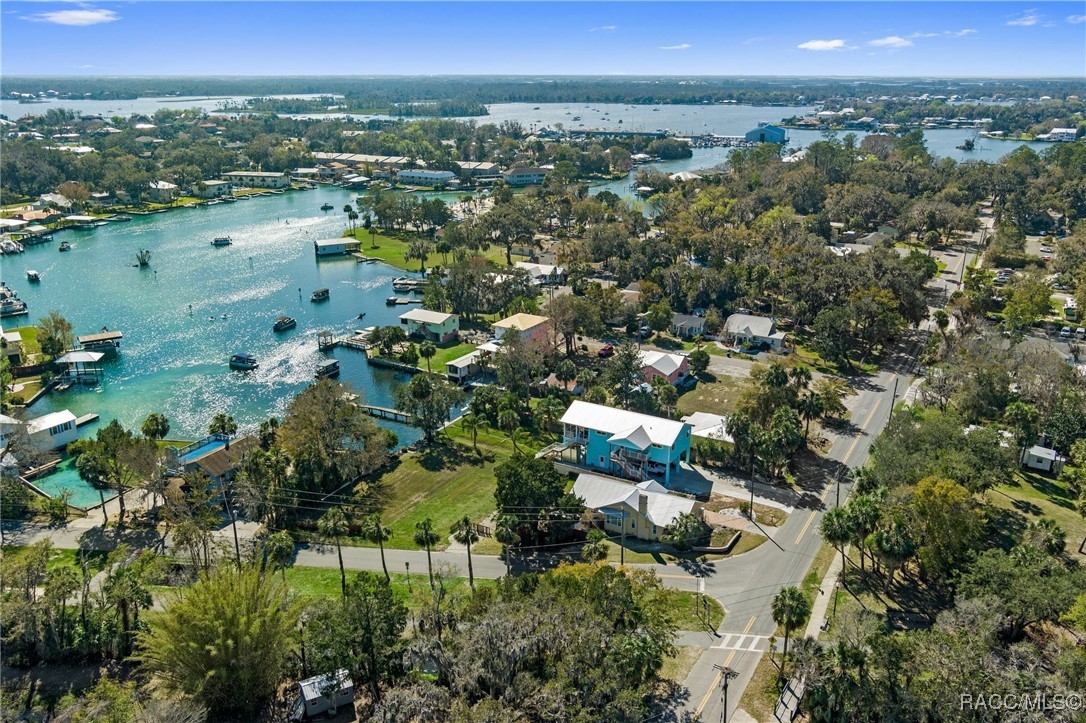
[29,456,117,510]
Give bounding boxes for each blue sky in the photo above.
[2,2,1085,76]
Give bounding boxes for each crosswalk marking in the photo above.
[711,633,773,653]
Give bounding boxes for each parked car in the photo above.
[598,344,614,358]
[1060,326,1072,339]
[1039,245,1052,253]
[1078,327,1086,339]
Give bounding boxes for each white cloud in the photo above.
[797,39,846,51]
[75,64,95,69]
[1068,14,1086,24]
[868,36,912,48]
[910,28,976,39]
[1007,11,1041,26]
[742,36,766,45]
[589,25,617,32]
[24,8,119,25]
[659,43,692,50]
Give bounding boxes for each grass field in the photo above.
[677,374,745,416]
[283,566,488,605]
[988,470,1085,561]
[348,227,529,270]
[2,545,109,575]
[9,326,41,357]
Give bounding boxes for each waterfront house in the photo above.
[221,171,291,189]
[27,410,78,451]
[396,169,457,187]
[0,219,29,233]
[639,350,689,385]
[169,435,259,487]
[572,472,700,542]
[455,161,501,179]
[400,309,459,343]
[723,313,787,350]
[445,341,499,384]
[1,328,24,365]
[192,179,232,199]
[36,193,72,211]
[560,400,692,485]
[503,167,549,186]
[514,261,566,286]
[292,167,335,181]
[669,312,706,339]
[1036,128,1079,142]
[314,238,361,257]
[0,413,21,452]
[745,124,788,144]
[492,313,551,346]
[147,180,177,203]
[1021,445,1065,474]
[88,192,114,208]
[14,209,61,224]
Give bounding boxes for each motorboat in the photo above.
[212,236,233,247]
[59,241,72,252]
[273,315,297,332]
[229,353,258,370]
[315,358,341,379]
[26,270,40,283]
[311,288,330,302]
[320,203,334,211]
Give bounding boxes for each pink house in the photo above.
[639,350,689,385]
[492,313,551,347]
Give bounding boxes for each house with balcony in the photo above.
[147,180,177,203]
[572,472,700,542]
[559,401,691,485]
[399,308,459,343]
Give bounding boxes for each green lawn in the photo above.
[9,326,41,356]
[2,545,109,575]
[989,470,1086,561]
[677,375,745,416]
[444,421,553,457]
[348,228,529,270]
[283,566,489,603]
[375,340,476,372]
[672,590,725,630]
[362,442,502,550]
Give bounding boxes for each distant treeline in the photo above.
[4,76,1084,106]
[232,96,489,117]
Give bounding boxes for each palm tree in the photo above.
[264,529,295,582]
[798,392,825,443]
[819,507,853,577]
[494,514,521,576]
[413,518,439,588]
[418,341,436,373]
[556,359,577,391]
[498,408,520,451]
[581,528,609,563]
[361,514,393,581]
[450,516,480,590]
[459,412,486,454]
[141,412,170,441]
[771,586,811,679]
[533,396,565,436]
[208,413,238,449]
[317,507,350,597]
[788,366,812,395]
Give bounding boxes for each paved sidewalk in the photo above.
[803,546,846,638]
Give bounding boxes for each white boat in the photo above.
[26,270,40,282]
[315,359,340,378]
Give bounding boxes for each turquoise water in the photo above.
[6,186,425,446]
[31,456,116,509]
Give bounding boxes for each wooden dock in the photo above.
[359,405,411,423]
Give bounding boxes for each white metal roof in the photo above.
[682,412,734,444]
[1027,445,1058,460]
[27,410,76,434]
[54,350,104,364]
[561,401,688,448]
[639,350,686,378]
[724,313,775,338]
[400,308,457,325]
[572,473,695,528]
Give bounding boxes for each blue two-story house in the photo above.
[560,401,692,486]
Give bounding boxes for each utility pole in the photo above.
[220,479,241,568]
[887,377,899,423]
[714,664,739,723]
[620,510,626,566]
[835,469,843,507]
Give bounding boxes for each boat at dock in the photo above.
[273,315,297,332]
[59,241,72,252]
[311,288,330,302]
[26,270,41,282]
[320,203,334,211]
[78,330,123,354]
[111,214,132,222]
[386,296,421,305]
[1,239,25,254]
[229,352,258,370]
[315,358,341,379]
[211,236,233,247]
[0,283,28,318]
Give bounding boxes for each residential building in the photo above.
[292,167,334,180]
[14,209,61,224]
[682,412,734,445]
[314,238,360,257]
[572,472,700,542]
[170,436,260,486]
[1,328,25,365]
[744,124,788,144]
[88,192,114,208]
[560,400,692,485]
[723,313,788,350]
[311,152,410,170]
[221,171,291,189]
[400,308,459,343]
[27,410,78,450]
[36,193,72,210]
[492,313,551,346]
[670,312,706,339]
[514,261,566,286]
[396,169,457,187]
[503,167,549,186]
[639,350,689,385]
[445,341,499,384]
[0,413,20,451]
[455,160,501,178]
[147,180,177,203]
[1021,445,1064,474]
[192,179,232,199]
[1036,128,1079,142]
